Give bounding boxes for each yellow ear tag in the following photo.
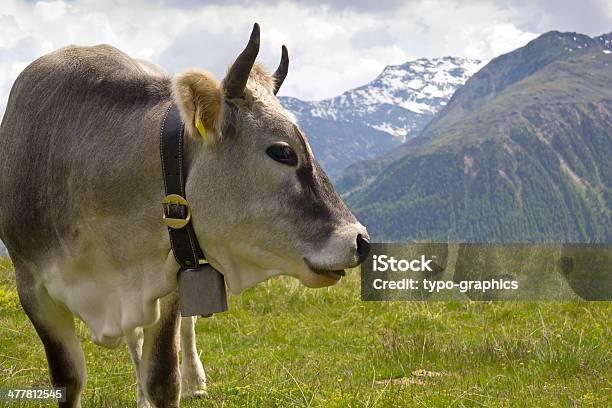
[194,115,207,141]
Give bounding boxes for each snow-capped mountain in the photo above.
[280,57,483,178]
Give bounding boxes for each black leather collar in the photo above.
[160,103,206,268]
[160,103,227,316]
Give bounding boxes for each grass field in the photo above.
[0,256,610,407]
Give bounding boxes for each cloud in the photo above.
[496,0,612,36]
[0,0,609,118]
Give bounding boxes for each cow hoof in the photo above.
[181,383,208,399]
[181,388,208,399]
[137,399,153,408]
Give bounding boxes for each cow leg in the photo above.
[139,292,181,408]
[15,265,86,408]
[179,316,207,398]
[126,327,151,408]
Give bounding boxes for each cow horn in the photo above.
[273,45,289,95]
[224,23,260,99]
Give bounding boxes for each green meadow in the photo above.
[0,257,610,407]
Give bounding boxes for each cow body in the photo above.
[0,44,199,407]
[0,44,179,346]
[0,24,369,408]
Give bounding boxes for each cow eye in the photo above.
[266,142,297,166]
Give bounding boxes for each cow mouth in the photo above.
[304,259,346,280]
[314,269,346,280]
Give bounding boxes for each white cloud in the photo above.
[0,0,606,116]
[34,0,68,21]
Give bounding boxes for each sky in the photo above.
[0,0,610,117]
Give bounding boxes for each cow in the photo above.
[0,23,370,408]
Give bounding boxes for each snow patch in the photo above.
[283,56,483,142]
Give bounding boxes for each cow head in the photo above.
[172,23,369,293]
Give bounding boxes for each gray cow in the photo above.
[0,24,369,408]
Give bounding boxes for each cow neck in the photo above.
[160,102,228,317]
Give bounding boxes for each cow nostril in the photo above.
[356,234,370,264]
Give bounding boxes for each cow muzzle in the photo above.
[300,223,370,287]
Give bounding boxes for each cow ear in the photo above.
[173,69,223,144]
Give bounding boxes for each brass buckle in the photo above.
[162,194,191,229]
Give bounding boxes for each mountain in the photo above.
[280,57,482,178]
[340,31,612,243]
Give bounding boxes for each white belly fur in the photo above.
[41,249,178,348]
